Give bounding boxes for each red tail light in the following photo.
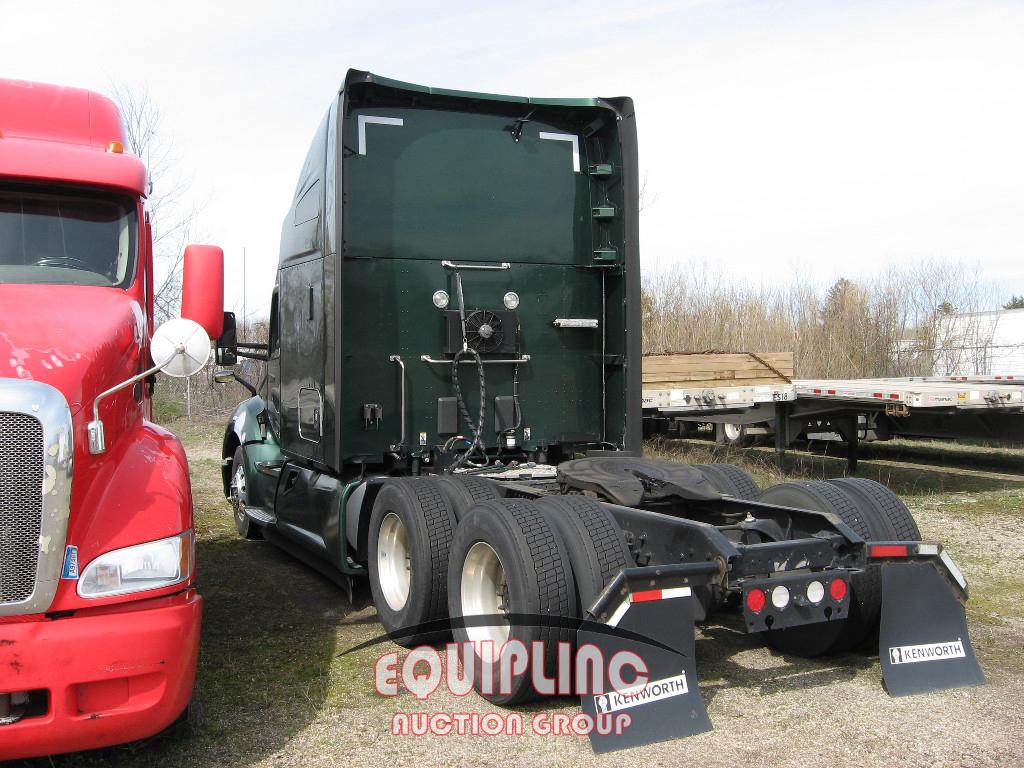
[745,589,766,613]
[829,578,848,601]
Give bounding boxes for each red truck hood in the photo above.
[0,284,145,414]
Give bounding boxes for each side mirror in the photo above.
[87,319,211,454]
[150,318,212,378]
[216,311,238,366]
[181,244,225,339]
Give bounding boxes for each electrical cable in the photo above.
[446,265,489,472]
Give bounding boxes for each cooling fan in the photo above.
[463,310,505,353]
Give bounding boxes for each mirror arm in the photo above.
[235,350,269,362]
[231,372,258,397]
[88,353,176,454]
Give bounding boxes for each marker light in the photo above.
[869,544,908,558]
[829,578,848,602]
[771,585,791,610]
[503,291,520,310]
[745,589,766,613]
[106,140,124,154]
[806,580,825,604]
[432,290,449,309]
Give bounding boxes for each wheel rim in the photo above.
[724,422,743,441]
[231,464,247,523]
[377,513,411,612]
[461,541,510,660]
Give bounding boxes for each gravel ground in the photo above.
[36,424,1024,768]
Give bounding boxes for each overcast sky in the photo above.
[3,0,1022,316]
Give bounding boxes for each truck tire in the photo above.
[826,478,921,541]
[756,480,887,656]
[695,463,761,500]
[229,446,262,540]
[368,478,457,647]
[448,498,577,705]
[534,495,633,613]
[436,475,506,521]
[720,422,755,448]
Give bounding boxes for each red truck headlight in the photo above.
[77,531,194,599]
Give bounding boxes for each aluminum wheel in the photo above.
[230,463,247,524]
[461,541,510,659]
[377,512,411,611]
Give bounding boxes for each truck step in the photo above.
[244,506,277,525]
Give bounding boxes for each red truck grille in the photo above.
[0,412,44,604]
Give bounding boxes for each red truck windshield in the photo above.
[0,187,138,288]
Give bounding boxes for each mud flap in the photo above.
[879,562,985,696]
[579,588,711,753]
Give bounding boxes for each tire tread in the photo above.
[695,463,761,500]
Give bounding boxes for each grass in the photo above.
[33,420,1024,768]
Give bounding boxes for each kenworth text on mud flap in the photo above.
[216,70,985,752]
[0,80,225,760]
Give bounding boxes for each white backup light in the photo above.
[432,290,450,309]
[806,580,825,604]
[503,291,520,310]
[771,585,791,610]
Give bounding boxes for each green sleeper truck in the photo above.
[217,70,984,752]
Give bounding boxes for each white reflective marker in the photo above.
[806,580,825,604]
[538,131,580,173]
[771,585,790,609]
[358,115,404,156]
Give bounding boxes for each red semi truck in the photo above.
[0,79,223,759]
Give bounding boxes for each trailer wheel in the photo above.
[695,463,761,500]
[720,422,756,448]
[756,480,887,656]
[229,447,262,540]
[827,478,921,541]
[368,478,457,647]
[534,495,633,612]
[436,475,506,520]
[448,499,577,705]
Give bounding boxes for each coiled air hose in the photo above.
[449,346,488,471]
[446,265,488,472]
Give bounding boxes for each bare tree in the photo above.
[110,84,202,322]
[642,259,999,378]
[639,171,658,213]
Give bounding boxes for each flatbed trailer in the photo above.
[643,375,1024,470]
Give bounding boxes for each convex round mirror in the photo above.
[152,318,211,378]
